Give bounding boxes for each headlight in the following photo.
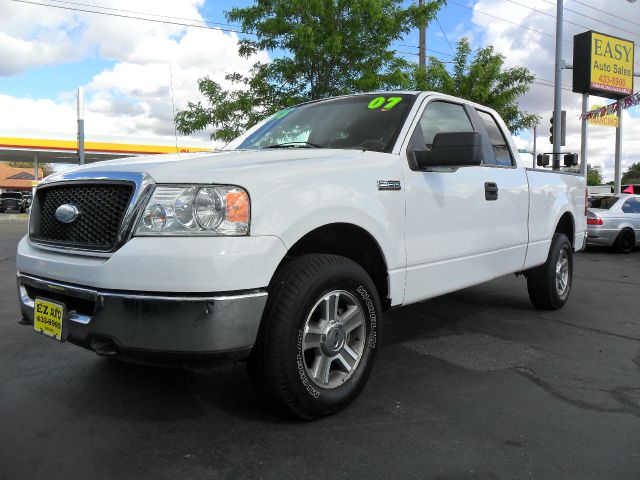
[136,185,250,236]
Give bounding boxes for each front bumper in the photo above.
[18,273,267,358]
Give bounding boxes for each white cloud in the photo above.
[0,0,267,145]
[0,1,83,75]
[472,0,640,181]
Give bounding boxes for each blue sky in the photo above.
[0,0,474,101]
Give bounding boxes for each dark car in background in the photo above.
[0,192,27,213]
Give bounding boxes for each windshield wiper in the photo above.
[263,141,323,149]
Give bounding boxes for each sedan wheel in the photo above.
[614,229,635,254]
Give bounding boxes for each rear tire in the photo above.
[248,254,381,419]
[613,228,635,254]
[527,233,573,310]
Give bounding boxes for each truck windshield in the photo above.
[227,94,417,152]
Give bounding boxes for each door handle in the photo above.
[485,182,498,201]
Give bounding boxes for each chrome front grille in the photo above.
[30,182,134,251]
[28,171,155,254]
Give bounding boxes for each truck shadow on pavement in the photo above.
[63,281,535,424]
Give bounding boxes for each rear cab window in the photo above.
[476,110,514,167]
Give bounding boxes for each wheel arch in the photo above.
[554,211,575,247]
[278,223,391,309]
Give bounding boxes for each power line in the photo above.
[448,0,565,43]
[427,47,454,57]
[532,80,573,93]
[543,0,640,29]
[450,0,639,69]
[506,0,640,41]
[8,0,252,35]
[450,0,638,70]
[435,18,455,55]
[45,0,244,29]
[8,0,428,62]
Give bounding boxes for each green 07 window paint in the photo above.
[367,96,403,110]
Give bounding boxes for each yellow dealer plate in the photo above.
[34,298,65,341]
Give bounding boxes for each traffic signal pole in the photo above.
[552,0,563,170]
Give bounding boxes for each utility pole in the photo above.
[418,0,426,69]
[77,87,85,166]
[551,0,563,170]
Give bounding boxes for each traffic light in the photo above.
[564,153,578,166]
[549,110,567,146]
[537,154,550,167]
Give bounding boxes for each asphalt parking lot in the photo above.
[0,218,639,480]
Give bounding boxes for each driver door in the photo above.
[401,99,527,305]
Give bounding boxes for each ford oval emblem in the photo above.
[55,204,80,224]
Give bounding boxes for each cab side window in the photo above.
[476,110,514,167]
[409,101,475,152]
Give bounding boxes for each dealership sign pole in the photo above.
[573,31,634,193]
[580,93,588,178]
[615,100,624,194]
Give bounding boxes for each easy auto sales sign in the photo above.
[573,31,635,100]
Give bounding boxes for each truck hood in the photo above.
[50,149,370,184]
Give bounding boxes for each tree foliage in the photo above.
[586,164,603,186]
[413,38,538,134]
[176,0,445,142]
[622,162,640,184]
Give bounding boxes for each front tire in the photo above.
[248,254,381,419]
[527,233,573,310]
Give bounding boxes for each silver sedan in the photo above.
[587,195,640,253]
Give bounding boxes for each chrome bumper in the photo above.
[17,273,267,357]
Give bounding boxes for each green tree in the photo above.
[622,162,640,184]
[413,38,538,133]
[176,0,445,142]
[586,164,603,186]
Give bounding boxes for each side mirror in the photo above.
[414,132,483,169]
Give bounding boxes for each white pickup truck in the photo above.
[17,92,586,418]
